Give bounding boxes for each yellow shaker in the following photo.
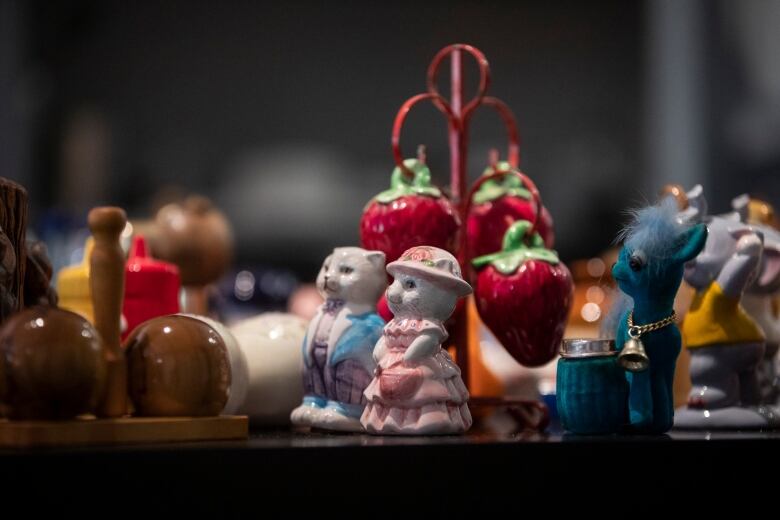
[56,238,95,323]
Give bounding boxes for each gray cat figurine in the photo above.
[290,247,386,432]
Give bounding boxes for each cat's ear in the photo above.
[365,250,386,269]
[674,223,707,263]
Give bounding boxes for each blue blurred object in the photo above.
[541,392,558,421]
[213,266,300,322]
[557,355,629,435]
[35,209,90,280]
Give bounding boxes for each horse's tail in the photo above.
[600,289,632,339]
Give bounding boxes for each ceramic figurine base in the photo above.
[0,415,248,448]
[674,406,780,430]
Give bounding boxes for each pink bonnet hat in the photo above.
[386,246,472,297]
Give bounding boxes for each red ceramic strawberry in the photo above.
[467,162,554,260]
[360,159,460,263]
[472,220,573,367]
[375,291,393,322]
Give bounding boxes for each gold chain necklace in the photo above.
[618,310,677,372]
[627,310,677,339]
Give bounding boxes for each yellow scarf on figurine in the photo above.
[683,281,764,348]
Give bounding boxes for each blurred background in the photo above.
[1,0,778,289]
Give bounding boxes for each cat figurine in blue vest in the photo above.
[290,247,386,431]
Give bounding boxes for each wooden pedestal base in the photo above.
[0,415,248,448]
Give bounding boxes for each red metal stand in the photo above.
[391,44,548,431]
[392,44,520,211]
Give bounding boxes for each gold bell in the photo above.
[617,337,649,372]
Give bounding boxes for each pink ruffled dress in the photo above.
[361,317,472,434]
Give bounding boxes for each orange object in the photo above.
[466,296,503,397]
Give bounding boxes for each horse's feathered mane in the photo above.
[617,197,690,260]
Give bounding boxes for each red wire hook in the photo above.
[391,44,520,177]
[480,97,521,168]
[426,43,491,120]
[391,92,459,178]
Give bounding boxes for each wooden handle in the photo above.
[88,206,128,418]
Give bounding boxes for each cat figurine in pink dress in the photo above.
[361,246,473,434]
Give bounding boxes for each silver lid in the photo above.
[560,338,617,359]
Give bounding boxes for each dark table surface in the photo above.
[4,420,779,451]
[2,424,777,512]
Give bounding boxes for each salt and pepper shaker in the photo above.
[89,207,128,418]
[0,307,107,420]
[124,314,234,417]
[610,199,707,434]
[57,238,95,322]
[558,199,707,435]
[557,339,627,434]
[361,246,473,435]
[122,234,180,340]
[229,313,306,425]
[736,197,780,405]
[675,186,779,429]
[149,195,233,316]
[290,247,387,432]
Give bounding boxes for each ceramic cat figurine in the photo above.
[674,186,779,429]
[361,246,473,435]
[290,247,386,431]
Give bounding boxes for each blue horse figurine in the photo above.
[611,198,708,434]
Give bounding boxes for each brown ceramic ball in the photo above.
[124,315,231,416]
[0,306,107,420]
[149,196,233,286]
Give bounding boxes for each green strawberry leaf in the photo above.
[375,159,442,204]
[472,220,560,274]
[471,161,531,205]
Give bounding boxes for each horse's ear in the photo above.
[674,223,708,263]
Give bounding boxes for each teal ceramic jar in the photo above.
[557,339,628,434]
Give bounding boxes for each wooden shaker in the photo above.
[89,207,128,418]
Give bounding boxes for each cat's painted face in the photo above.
[316,247,386,306]
[386,272,457,321]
